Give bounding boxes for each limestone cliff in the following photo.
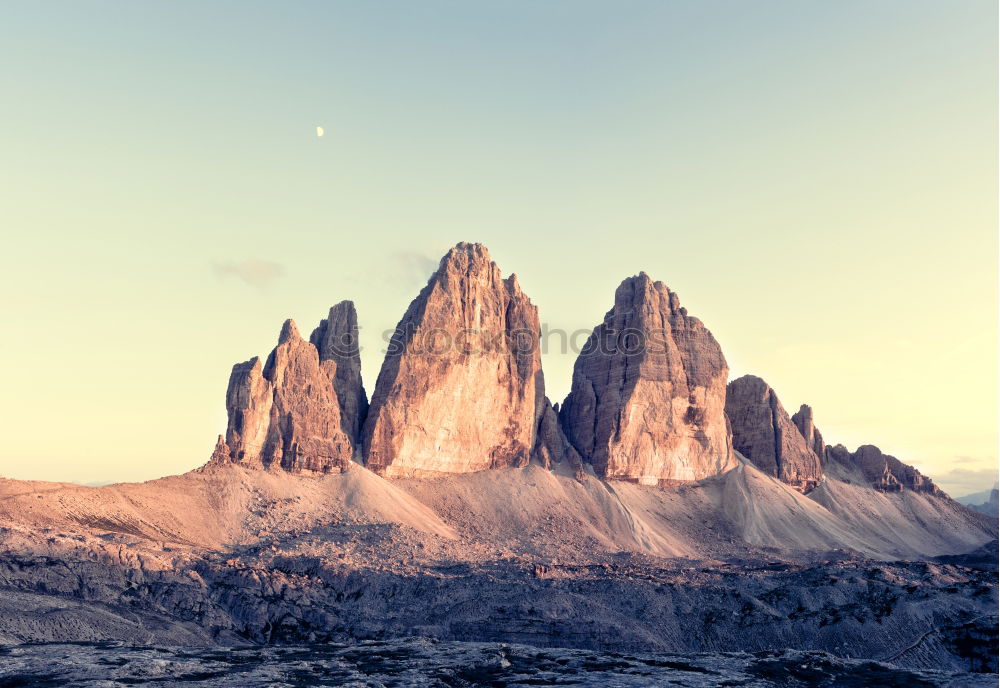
[725,375,823,492]
[559,273,736,484]
[215,311,365,473]
[362,243,545,477]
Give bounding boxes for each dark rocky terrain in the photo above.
[1,545,996,672]
[1,639,993,687]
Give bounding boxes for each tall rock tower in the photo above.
[559,273,737,484]
[214,303,367,473]
[362,243,546,477]
[310,301,369,441]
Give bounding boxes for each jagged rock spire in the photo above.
[362,242,546,476]
[310,301,369,442]
[784,398,942,495]
[533,396,585,478]
[215,305,366,473]
[791,404,825,458]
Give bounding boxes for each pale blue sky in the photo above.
[1,1,996,496]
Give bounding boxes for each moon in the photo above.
[316,126,324,137]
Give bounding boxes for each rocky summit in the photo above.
[725,375,824,492]
[206,243,953,504]
[362,243,546,477]
[214,309,365,474]
[560,273,736,484]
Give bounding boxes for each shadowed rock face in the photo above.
[309,301,369,441]
[532,398,585,478]
[216,315,363,473]
[826,443,942,495]
[725,376,823,493]
[362,242,545,477]
[559,274,736,484]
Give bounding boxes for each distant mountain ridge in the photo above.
[962,487,1000,517]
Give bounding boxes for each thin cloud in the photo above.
[931,465,999,499]
[212,259,284,288]
[392,251,439,289]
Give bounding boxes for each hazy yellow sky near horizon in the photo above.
[1,1,996,497]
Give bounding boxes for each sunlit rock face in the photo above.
[362,242,545,477]
[559,273,737,484]
[725,375,823,493]
[216,312,364,474]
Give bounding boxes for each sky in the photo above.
[1,1,996,497]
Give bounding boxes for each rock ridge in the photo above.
[824,443,942,495]
[725,373,946,497]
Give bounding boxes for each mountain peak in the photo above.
[278,318,301,344]
[214,307,365,474]
[362,244,546,477]
[440,242,493,270]
[560,272,735,484]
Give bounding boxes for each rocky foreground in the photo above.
[1,638,993,687]
[0,463,995,677]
